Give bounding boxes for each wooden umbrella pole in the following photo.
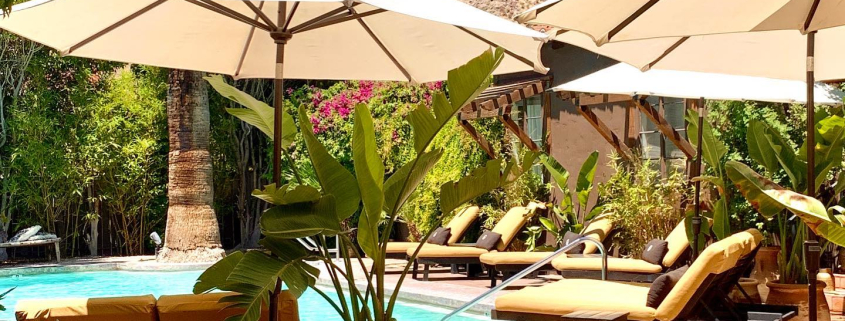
[691,97,705,261]
[269,4,290,321]
[805,30,820,321]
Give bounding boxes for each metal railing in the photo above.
[440,236,608,321]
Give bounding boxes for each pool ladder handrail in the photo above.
[440,236,608,321]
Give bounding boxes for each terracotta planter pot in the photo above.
[730,278,762,304]
[753,246,780,301]
[834,274,845,290]
[766,281,831,321]
[826,290,845,315]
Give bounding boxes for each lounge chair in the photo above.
[479,214,615,287]
[491,229,763,321]
[409,203,539,281]
[15,291,299,321]
[553,219,690,282]
[385,205,480,259]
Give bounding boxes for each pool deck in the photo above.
[0,255,552,318]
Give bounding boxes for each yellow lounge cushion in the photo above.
[552,256,663,274]
[16,295,156,321]
[581,215,614,255]
[157,292,268,321]
[495,279,657,321]
[386,242,420,254]
[445,206,481,244]
[480,252,556,265]
[410,244,491,258]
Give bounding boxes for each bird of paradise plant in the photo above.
[192,48,539,321]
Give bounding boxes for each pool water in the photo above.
[0,270,486,321]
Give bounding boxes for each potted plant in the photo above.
[190,49,540,321]
[726,111,845,321]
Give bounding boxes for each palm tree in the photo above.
[157,69,224,263]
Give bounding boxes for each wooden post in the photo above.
[577,105,635,161]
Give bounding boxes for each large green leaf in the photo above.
[576,151,599,209]
[260,195,340,239]
[747,120,780,175]
[205,75,296,147]
[712,198,730,240]
[193,251,245,294]
[383,149,443,215]
[217,249,315,321]
[440,159,504,215]
[540,154,573,214]
[407,48,504,153]
[298,105,360,219]
[352,104,384,259]
[251,184,321,206]
[686,109,727,174]
[765,189,845,247]
[725,161,785,219]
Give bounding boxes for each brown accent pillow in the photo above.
[475,231,502,250]
[646,265,689,308]
[642,239,669,265]
[426,227,452,245]
[562,231,586,254]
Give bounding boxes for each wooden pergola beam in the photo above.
[459,80,545,120]
[458,119,496,158]
[578,105,635,161]
[634,98,696,159]
[501,113,540,152]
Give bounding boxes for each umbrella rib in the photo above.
[66,0,167,54]
[293,8,386,34]
[243,1,277,30]
[352,9,415,83]
[643,36,688,71]
[606,0,659,42]
[235,1,265,78]
[188,0,271,32]
[803,0,821,31]
[287,4,357,34]
[456,26,536,69]
[282,2,300,31]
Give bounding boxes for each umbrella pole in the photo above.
[269,5,290,321]
[691,97,705,262]
[805,30,820,321]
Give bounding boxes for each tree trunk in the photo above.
[157,69,224,263]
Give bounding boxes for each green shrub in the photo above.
[599,154,691,256]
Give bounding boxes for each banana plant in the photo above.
[194,48,540,321]
[685,109,731,240]
[726,109,845,284]
[536,151,603,249]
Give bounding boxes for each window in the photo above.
[639,97,687,160]
[516,96,545,177]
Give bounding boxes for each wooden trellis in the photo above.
[457,77,551,158]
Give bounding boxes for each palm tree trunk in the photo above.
[157,69,224,263]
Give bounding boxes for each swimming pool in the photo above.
[0,270,486,321]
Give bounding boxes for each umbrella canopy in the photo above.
[548,28,845,82]
[517,0,845,44]
[553,63,845,105]
[0,0,547,83]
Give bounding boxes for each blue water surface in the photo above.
[0,270,485,321]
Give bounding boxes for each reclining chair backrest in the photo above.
[662,219,690,268]
[491,205,536,252]
[445,206,480,244]
[655,229,763,321]
[580,214,613,255]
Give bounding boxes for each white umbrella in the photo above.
[1,0,547,183]
[553,63,845,105]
